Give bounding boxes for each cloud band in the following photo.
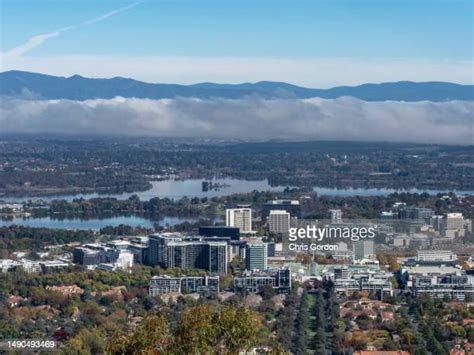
[1,96,472,145]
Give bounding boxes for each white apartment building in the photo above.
[115,250,134,270]
[443,213,464,230]
[268,210,290,234]
[441,213,465,238]
[226,208,252,233]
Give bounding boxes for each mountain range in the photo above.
[1,70,473,101]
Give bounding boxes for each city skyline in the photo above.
[0,1,473,353]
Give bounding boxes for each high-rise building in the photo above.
[207,242,228,273]
[430,215,444,230]
[441,213,464,238]
[353,241,374,260]
[267,242,276,257]
[329,209,343,224]
[245,243,268,271]
[443,213,464,230]
[148,233,180,267]
[148,234,228,273]
[226,208,252,233]
[399,207,434,220]
[128,243,149,264]
[262,200,301,223]
[275,268,292,293]
[267,210,290,235]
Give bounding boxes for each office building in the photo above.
[234,268,291,293]
[227,240,247,262]
[234,275,275,293]
[73,243,134,270]
[181,276,220,294]
[410,273,473,301]
[267,242,276,257]
[267,210,291,235]
[149,275,220,296]
[226,208,252,233]
[431,215,444,230]
[115,251,134,270]
[417,250,457,264]
[245,243,268,271]
[128,243,148,264]
[40,260,71,271]
[399,207,434,220]
[199,226,240,240]
[441,213,465,238]
[333,270,393,300]
[73,247,101,265]
[443,213,464,230]
[1,258,69,273]
[392,234,411,248]
[262,200,301,223]
[149,276,181,295]
[148,234,228,273]
[334,267,351,279]
[353,241,374,261]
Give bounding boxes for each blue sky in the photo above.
[1,0,473,86]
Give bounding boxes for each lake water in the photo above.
[0,178,287,203]
[1,178,472,203]
[0,215,202,230]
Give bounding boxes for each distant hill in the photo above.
[1,70,473,101]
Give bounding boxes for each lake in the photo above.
[1,178,472,203]
[0,178,287,203]
[0,215,204,230]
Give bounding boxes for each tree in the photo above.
[259,284,276,300]
[213,306,262,353]
[108,315,171,354]
[311,290,327,352]
[293,292,309,355]
[107,305,263,354]
[173,305,215,353]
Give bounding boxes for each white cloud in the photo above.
[1,55,472,88]
[83,2,141,25]
[0,2,140,64]
[1,96,472,145]
[1,27,73,63]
